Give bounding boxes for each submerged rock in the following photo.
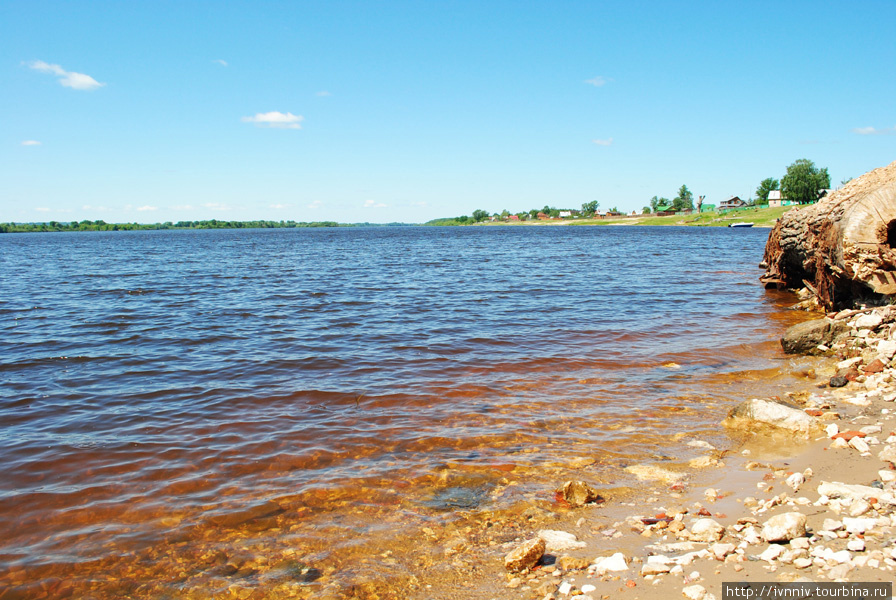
[781,319,848,355]
[723,398,821,436]
[557,480,604,507]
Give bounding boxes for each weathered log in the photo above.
[761,160,896,309]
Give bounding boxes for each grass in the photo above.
[560,205,794,228]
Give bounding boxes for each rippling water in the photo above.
[0,226,813,598]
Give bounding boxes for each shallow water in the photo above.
[0,225,814,597]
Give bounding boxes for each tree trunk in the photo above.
[761,160,896,310]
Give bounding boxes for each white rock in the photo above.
[879,470,896,482]
[855,314,884,329]
[793,557,812,569]
[682,584,707,600]
[837,357,864,370]
[849,436,870,453]
[860,424,883,435]
[877,340,896,359]
[759,545,785,563]
[558,581,572,595]
[689,518,724,542]
[724,398,821,435]
[592,552,628,573]
[538,529,586,552]
[687,440,716,450]
[790,537,810,550]
[842,517,877,533]
[581,584,596,593]
[878,445,896,463]
[831,437,850,449]
[709,543,735,560]
[641,560,672,575]
[847,539,866,552]
[761,512,807,542]
[848,499,871,517]
[826,423,840,438]
[827,563,852,580]
[817,481,896,505]
[786,472,805,492]
[822,518,843,531]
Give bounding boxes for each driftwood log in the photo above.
[761,159,896,310]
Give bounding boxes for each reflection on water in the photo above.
[0,226,819,598]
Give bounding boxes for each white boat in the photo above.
[728,222,754,228]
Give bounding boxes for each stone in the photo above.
[878,445,896,463]
[878,340,896,358]
[781,319,847,355]
[723,398,822,435]
[762,512,807,542]
[592,552,628,573]
[786,472,805,492]
[847,539,866,552]
[849,437,871,453]
[689,519,724,542]
[581,584,596,593]
[842,517,877,534]
[538,530,586,552]
[504,537,545,572]
[818,481,896,505]
[848,499,871,517]
[709,543,735,560]
[556,555,590,571]
[865,358,887,374]
[829,376,849,388]
[640,560,671,576]
[793,557,812,569]
[683,584,708,600]
[826,423,840,437]
[557,480,603,507]
[624,464,682,484]
[759,545,785,562]
[822,518,843,532]
[855,313,884,330]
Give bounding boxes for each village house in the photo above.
[719,196,747,211]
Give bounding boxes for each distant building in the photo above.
[719,196,747,211]
[654,204,676,216]
[700,204,716,213]
[559,211,572,217]
[537,212,549,220]
[508,214,520,221]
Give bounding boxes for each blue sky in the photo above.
[2,1,894,223]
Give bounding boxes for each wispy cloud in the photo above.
[585,76,610,87]
[136,205,157,212]
[852,125,896,135]
[213,59,228,67]
[241,111,304,129]
[308,200,323,209]
[28,60,105,90]
[592,138,613,146]
[21,140,41,146]
[35,207,51,212]
[270,203,289,209]
[203,202,230,210]
[316,91,332,97]
[364,200,387,208]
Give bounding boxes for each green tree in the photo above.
[642,206,651,214]
[781,159,830,204]
[471,209,490,222]
[672,185,694,211]
[649,196,659,212]
[581,200,599,215]
[755,177,779,204]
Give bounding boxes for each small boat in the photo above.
[728,222,754,228]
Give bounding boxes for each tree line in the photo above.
[754,158,831,205]
[0,219,347,233]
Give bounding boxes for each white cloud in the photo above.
[203,202,230,211]
[852,125,896,135]
[241,111,304,129]
[364,200,387,208]
[308,200,323,209]
[21,140,41,146]
[316,91,332,97]
[585,76,610,87]
[28,60,105,90]
[213,59,228,67]
[270,203,289,209]
[136,205,157,211]
[35,207,50,212]
[592,137,613,146]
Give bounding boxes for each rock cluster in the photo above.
[497,304,896,600]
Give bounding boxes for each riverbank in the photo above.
[470,206,792,229]
[416,305,896,600]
